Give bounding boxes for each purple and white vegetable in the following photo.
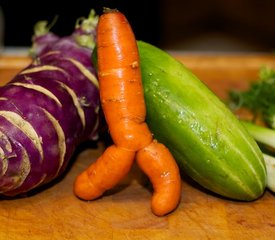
[0,10,100,196]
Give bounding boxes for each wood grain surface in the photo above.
[1,53,275,240]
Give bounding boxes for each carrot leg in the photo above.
[74,145,135,200]
[136,140,182,216]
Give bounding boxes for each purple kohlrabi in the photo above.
[0,10,100,196]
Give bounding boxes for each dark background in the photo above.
[2,0,275,52]
[1,0,161,47]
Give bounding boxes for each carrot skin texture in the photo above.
[74,9,182,216]
[136,140,182,216]
[97,11,152,151]
[74,145,135,200]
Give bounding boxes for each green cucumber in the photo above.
[137,41,267,201]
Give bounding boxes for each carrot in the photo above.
[96,8,153,151]
[73,145,135,200]
[74,8,181,216]
[136,140,182,216]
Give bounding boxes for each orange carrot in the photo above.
[74,145,135,200]
[136,140,182,216]
[74,8,181,216]
[96,8,152,151]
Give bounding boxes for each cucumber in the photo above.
[137,41,267,201]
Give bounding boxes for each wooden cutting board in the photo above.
[1,53,275,240]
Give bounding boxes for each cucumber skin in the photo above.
[137,41,266,201]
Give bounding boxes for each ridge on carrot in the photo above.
[73,8,182,216]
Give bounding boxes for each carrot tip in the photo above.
[73,171,103,201]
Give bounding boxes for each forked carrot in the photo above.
[74,8,181,216]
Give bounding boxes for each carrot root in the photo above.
[74,145,135,200]
[136,140,182,216]
[74,9,182,216]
